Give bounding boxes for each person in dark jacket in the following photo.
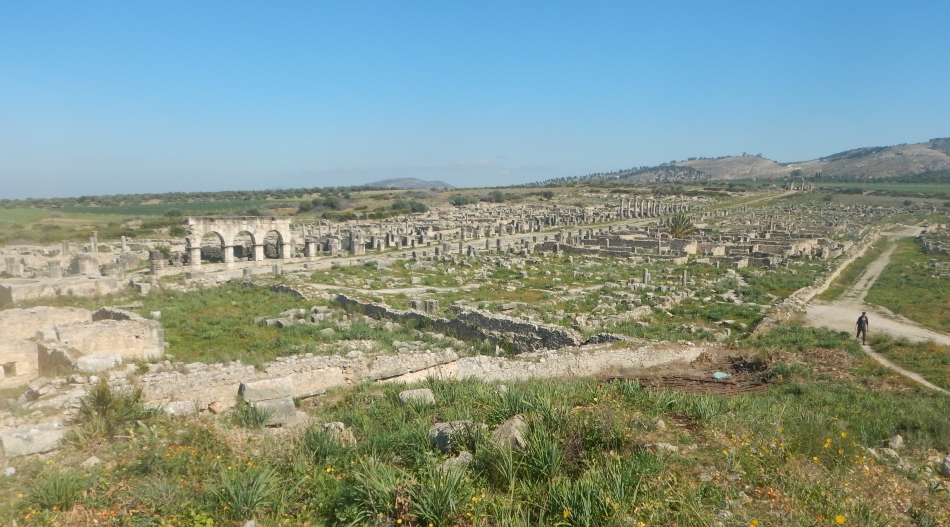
[856,311,869,345]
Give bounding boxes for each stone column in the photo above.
[48,260,62,279]
[62,240,70,255]
[91,231,99,253]
[189,246,201,267]
[253,244,265,264]
[281,242,293,261]
[223,245,235,269]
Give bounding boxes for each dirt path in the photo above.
[859,344,949,394]
[804,225,950,345]
[804,225,950,393]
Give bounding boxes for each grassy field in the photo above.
[865,237,950,333]
[870,334,950,391]
[58,200,276,217]
[2,324,947,526]
[816,241,891,301]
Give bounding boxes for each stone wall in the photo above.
[335,294,584,353]
[137,347,460,411]
[0,306,92,340]
[0,276,120,307]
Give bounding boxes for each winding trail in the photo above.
[803,224,950,393]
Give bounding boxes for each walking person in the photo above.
[856,311,869,345]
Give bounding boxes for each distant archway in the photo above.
[185,216,293,267]
[263,231,284,259]
[198,232,226,263]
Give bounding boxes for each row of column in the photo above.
[619,199,688,218]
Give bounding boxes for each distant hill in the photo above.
[366,178,456,190]
[675,138,950,181]
[530,137,950,185]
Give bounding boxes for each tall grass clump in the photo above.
[212,464,279,519]
[408,467,466,527]
[63,378,160,447]
[230,396,273,428]
[26,470,89,511]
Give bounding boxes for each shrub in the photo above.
[26,470,89,510]
[230,396,273,428]
[212,464,279,518]
[63,379,160,447]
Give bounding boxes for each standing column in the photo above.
[253,244,265,264]
[223,245,235,268]
[189,246,201,267]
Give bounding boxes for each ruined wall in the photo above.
[0,307,92,340]
[137,348,459,410]
[0,336,38,384]
[0,276,120,307]
[335,294,583,353]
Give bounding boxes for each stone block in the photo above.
[251,397,297,426]
[239,376,295,402]
[3,361,32,377]
[398,388,435,406]
[75,354,123,372]
[491,414,527,449]
[0,423,67,457]
[163,401,197,417]
[428,421,475,453]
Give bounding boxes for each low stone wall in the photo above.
[137,347,460,411]
[0,307,92,340]
[335,294,583,353]
[0,276,120,307]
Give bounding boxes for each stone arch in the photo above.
[185,216,293,267]
[232,230,256,261]
[198,231,226,263]
[262,230,284,259]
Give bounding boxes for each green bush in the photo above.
[26,470,89,510]
[63,379,160,447]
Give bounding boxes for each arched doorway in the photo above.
[233,231,256,262]
[199,232,226,263]
[263,231,284,259]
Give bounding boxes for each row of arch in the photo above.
[184,216,294,267]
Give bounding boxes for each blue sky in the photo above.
[2,1,949,199]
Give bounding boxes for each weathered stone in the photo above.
[887,434,904,450]
[940,455,950,478]
[491,414,527,449]
[320,328,336,337]
[428,421,474,453]
[0,423,67,457]
[75,354,123,372]
[398,388,435,406]
[81,455,102,467]
[646,442,679,455]
[439,450,473,473]
[239,376,295,402]
[323,422,357,446]
[163,401,197,417]
[250,397,297,426]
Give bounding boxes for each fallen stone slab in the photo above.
[251,397,297,426]
[163,401,197,417]
[429,421,475,453]
[239,376,295,402]
[491,414,527,449]
[76,354,123,372]
[0,423,68,457]
[398,388,435,406]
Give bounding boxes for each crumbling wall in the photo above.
[335,294,583,353]
[0,307,92,340]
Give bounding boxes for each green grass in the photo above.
[817,241,891,301]
[866,237,950,333]
[58,200,277,216]
[870,334,950,390]
[3,328,949,525]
